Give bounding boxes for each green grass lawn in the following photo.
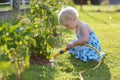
[10,5,120,80]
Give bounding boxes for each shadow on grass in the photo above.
[67,55,111,80]
[8,64,57,80]
[23,64,57,80]
[53,52,111,80]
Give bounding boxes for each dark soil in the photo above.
[30,54,50,65]
[116,9,120,12]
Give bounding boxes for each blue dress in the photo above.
[68,32,105,62]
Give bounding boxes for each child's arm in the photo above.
[66,26,90,48]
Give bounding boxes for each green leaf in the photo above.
[25,48,30,68]
[4,44,9,53]
[2,22,9,31]
[25,36,37,47]
[0,61,16,74]
[47,36,55,48]
[0,54,7,61]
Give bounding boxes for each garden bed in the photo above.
[30,54,50,65]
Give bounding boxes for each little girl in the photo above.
[58,6,105,62]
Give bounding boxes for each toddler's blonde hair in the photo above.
[58,6,79,25]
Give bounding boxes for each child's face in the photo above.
[62,19,76,30]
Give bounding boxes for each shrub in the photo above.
[29,0,67,59]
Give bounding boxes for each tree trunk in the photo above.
[79,0,83,10]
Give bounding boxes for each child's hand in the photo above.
[66,42,74,49]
